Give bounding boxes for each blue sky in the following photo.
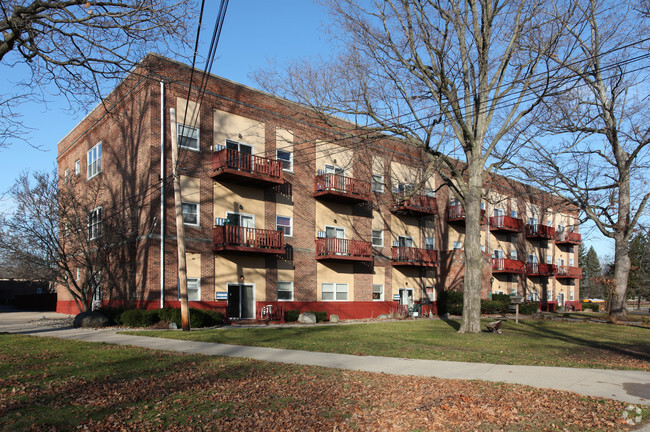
[0,0,614,260]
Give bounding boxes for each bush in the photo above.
[95,306,128,325]
[438,290,463,315]
[480,300,509,314]
[310,311,327,323]
[582,302,599,312]
[491,293,511,303]
[518,301,540,315]
[156,307,224,328]
[285,310,300,322]
[118,309,159,327]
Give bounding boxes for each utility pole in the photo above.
[170,108,190,331]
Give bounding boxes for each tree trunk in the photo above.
[459,162,484,334]
[610,231,630,319]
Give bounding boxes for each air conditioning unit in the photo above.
[317,231,327,238]
[215,217,226,226]
[317,169,325,176]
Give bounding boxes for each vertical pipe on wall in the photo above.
[160,81,165,309]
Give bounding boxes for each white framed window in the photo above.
[178,124,200,151]
[64,169,69,183]
[424,237,435,250]
[226,212,255,228]
[510,250,517,259]
[277,281,293,301]
[276,149,293,171]
[480,244,486,252]
[398,236,414,247]
[371,174,384,193]
[557,258,565,267]
[178,278,200,301]
[372,284,384,301]
[322,283,348,301]
[569,257,574,266]
[453,241,462,250]
[87,142,102,179]
[511,210,518,218]
[425,286,436,302]
[547,254,553,264]
[276,216,292,237]
[371,229,384,247]
[570,290,574,301]
[75,160,81,175]
[76,268,80,281]
[182,202,200,226]
[88,207,102,240]
[494,208,504,217]
[493,249,504,259]
[325,225,345,239]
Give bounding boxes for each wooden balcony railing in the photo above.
[256,304,285,322]
[526,262,556,277]
[391,247,437,267]
[446,204,486,223]
[525,224,556,240]
[555,266,583,279]
[211,148,284,186]
[492,258,525,273]
[315,237,373,262]
[392,192,437,216]
[213,225,284,254]
[556,231,582,245]
[489,215,524,232]
[313,173,371,203]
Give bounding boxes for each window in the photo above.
[570,290,574,301]
[547,254,553,264]
[325,226,345,239]
[276,150,293,171]
[424,237,435,250]
[88,207,102,240]
[226,212,254,228]
[371,174,384,193]
[372,284,384,301]
[178,124,200,151]
[277,216,292,237]
[277,281,293,301]
[371,229,384,247]
[322,283,348,301]
[75,160,81,175]
[398,236,414,248]
[424,188,435,197]
[493,249,504,259]
[528,217,538,225]
[178,278,200,301]
[569,257,574,266]
[547,289,553,301]
[87,142,102,179]
[425,286,436,302]
[64,169,69,183]
[324,164,344,175]
[511,210,518,218]
[182,202,199,226]
[510,249,517,259]
[494,208,504,217]
[453,241,462,250]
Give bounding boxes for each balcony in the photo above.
[446,204,486,224]
[492,258,525,274]
[391,192,437,216]
[391,247,437,267]
[315,237,373,262]
[489,215,524,233]
[556,231,581,245]
[211,148,284,187]
[525,224,555,240]
[555,266,583,279]
[213,225,284,255]
[526,262,556,277]
[313,173,371,203]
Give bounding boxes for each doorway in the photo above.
[227,283,255,319]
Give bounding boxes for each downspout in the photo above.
[160,81,165,309]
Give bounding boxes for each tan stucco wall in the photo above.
[180,175,200,203]
[213,109,265,153]
[176,98,200,128]
[213,184,265,229]
[214,255,267,300]
[316,141,354,176]
[315,201,355,238]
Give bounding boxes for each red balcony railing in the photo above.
[391,247,437,267]
[492,258,525,274]
[526,262,556,277]
[446,204,486,224]
[489,215,524,232]
[525,224,555,240]
[556,231,581,245]
[392,192,437,216]
[555,266,583,279]
[315,237,373,262]
[313,173,371,203]
[213,225,284,254]
[211,148,284,186]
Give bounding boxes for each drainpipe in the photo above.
[160,81,165,309]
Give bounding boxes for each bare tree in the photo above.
[0,0,194,148]
[255,0,570,333]
[513,0,650,319]
[0,170,121,312]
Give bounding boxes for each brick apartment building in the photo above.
[55,54,582,318]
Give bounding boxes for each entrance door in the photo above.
[227,284,255,319]
[399,288,414,308]
[557,292,565,307]
[226,140,253,171]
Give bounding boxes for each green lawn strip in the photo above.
[0,334,646,431]
[124,319,650,370]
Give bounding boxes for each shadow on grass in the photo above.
[441,319,461,331]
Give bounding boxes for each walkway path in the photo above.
[2,309,649,429]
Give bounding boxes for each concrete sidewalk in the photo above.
[2,310,649,413]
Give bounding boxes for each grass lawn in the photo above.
[0,334,646,431]
[126,318,650,371]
